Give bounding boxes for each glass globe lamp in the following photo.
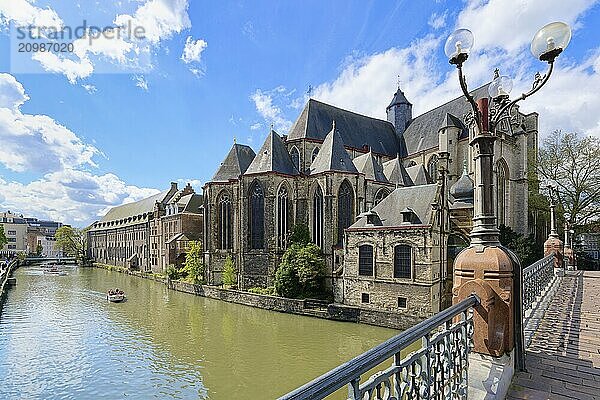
[531,22,571,62]
[488,75,513,99]
[445,29,474,65]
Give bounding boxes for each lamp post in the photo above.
[447,22,571,378]
[544,182,564,271]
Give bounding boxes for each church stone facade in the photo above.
[203,84,538,310]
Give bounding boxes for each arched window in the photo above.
[394,245,412,278]
[497,161,509,227]
[358,245,374,276]
[337,180,354,245]
[218,192,233,249]
[311,147,320,163]
[427,154,439,183]
[249,181,265,249]
[277,185,289,249]
[374,188,390,206]
[290,146,300,172]
[312,185,324,248]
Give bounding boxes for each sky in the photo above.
[0,0,599,227]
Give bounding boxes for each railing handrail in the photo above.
[523,253,553,276]
[278,294,480,400]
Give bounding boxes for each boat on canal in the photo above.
[43,265,68,276]
[107,289,126,303]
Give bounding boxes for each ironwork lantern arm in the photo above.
[491,61,554,127]
[457,63,482,130]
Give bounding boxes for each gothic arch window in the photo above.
[311,147,320,163]
[337,180,354,245]
[218,192,233,250]
[358,244,374,276]
[427,154,439,183]
[497,161,509,227]
[312,185,324,248]
[394,244,412,278]
[290,146,300,172]
[249,181,265,249]
[374,188,390,206]
[277,184,290,249]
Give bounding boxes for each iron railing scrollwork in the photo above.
[522,253,554,312]
[279,294,480,400]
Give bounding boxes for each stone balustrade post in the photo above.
[544,193,563,275]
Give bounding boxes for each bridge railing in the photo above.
[278,294,480,400]
[522,253,555,313]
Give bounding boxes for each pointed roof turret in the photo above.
[440,113,464,130]
[211,143,256,182]
[450,160,474,204]
[245,129,299,175]
[387,87,412,109]
[383,155,414,186]
[353,150,388,182]
[310,121,358,175]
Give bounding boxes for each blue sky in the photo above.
[0,0,599,226]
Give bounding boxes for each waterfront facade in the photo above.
[87,182,203,272]
[0,211,28,257]
[203,84,537,308]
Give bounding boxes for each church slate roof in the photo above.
[383,155,414,186]
[406,164,431,186]
[350,184,438,228]
[310,124,359,175]
[353,151,388,182]
[387,88,412,108]
[176,193,204,214]
[245,130,299,175]
[211,143,256,182]
[403,84,489,155]
[287,99,401,157]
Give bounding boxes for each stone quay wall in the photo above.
[93,263,421,330]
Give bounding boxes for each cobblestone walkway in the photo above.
[508,271,600,400]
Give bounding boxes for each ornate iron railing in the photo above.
[522,253,554,312]
[278,294,480,400]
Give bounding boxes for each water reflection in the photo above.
[0,267,395,399]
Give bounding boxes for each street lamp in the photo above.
[444,21,571,245]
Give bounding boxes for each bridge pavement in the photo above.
[508,271,600,400]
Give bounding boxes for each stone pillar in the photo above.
[543,191,563,272]
[563,222,574,270]
[453,98,519,399]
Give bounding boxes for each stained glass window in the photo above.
[277,185,289,249]
[337,181,354,245]
[312,185,324,248]
[218,192,233,249]
[249,181,264,249]
[394,245,412,278]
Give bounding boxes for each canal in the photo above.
[0,266,396,399]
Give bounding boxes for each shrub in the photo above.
[247,286,276,295]
[181,241,204,284]
[165,264,180,280]
[222,256,237,286]
[274,243,326,298]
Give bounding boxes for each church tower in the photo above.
[386,88,412,142]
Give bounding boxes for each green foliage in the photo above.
[499,225,542,267]
[274,242,326,299]
[0,225,7,249]
[165,264,180,280]
[221,255,237,286]
[181,241,204,284]
[35,244,43,256]
[55,226,86,260]
[247,286,276,295]
[16,252,26,262]
[289,224,311,246]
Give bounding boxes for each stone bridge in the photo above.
[508,270,600,399]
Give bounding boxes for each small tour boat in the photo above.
[43,266,68,276]
[107,289,126,303]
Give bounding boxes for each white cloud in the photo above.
[31,51,94,83]
[133,74,149,91]
[428,11,447,30]
[175,178,202,188]
[0,73,159,226]
[456,0,597,53]
[250,122,262,131]
[82,84,97,94]
[181,36,207,64]
[250,88,293,133]
[0,0,63,32]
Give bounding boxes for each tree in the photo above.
[289,223,311,246]
[536,130,600,228]
[55,226,86,260]
[36,243,43,256]
[499,225,542,268]
[0,225,7,249]
[274,243,326,299]
[221,255,237,287]
[181,241,204,284]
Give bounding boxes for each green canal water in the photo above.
[0,267,396,399]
